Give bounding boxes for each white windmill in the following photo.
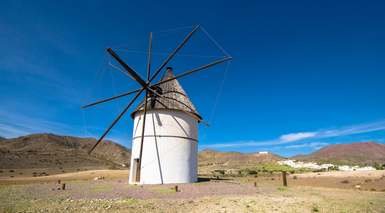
[83,25,231,184]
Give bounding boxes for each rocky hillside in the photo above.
[295,142,385,166]
[0,134,131,171]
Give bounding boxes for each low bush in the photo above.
[212,169,225,176]
[373,162,384,170]
[312,205,319,212]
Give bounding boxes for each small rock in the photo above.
[93,176,105,181]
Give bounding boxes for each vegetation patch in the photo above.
[312,205,319,212]
[91,184,113,192]
[151,186,177,194]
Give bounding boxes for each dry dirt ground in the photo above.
[0,170,385,212]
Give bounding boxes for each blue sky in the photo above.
[1,0,385,157]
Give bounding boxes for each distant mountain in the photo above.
[9,134,384,174]
[0,136,5,141]
[0,133,131,171]
[198,149,283,173]
[294,142,385,166]
[0,133,284,176]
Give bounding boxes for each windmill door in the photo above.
[133,158,141,182]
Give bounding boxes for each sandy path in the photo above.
[0,170,129,184]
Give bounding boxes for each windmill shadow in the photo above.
[152,112,164,184]
[197,177,233,182]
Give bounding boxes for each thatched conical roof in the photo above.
[131,68,201,120]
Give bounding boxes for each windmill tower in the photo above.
[82,25,231,184]
[129,67,201,184]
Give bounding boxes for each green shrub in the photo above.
[312,205,319,212]
[373,162,384,170]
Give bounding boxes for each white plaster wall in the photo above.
[129,109,198,184]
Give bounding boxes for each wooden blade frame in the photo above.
[87,25,200,154]
[82,56,231,109]
[136,32,152,182]
[86,25,232,160]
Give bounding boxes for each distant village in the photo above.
[279,159,376,171]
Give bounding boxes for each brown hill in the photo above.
[198,149,283,173]
[0,133,285,177]
[0,133,131,171]
[295,142,385,166]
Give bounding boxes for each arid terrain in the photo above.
[1,134,385,212]
[0,170,385,212]
[0,134,131,176]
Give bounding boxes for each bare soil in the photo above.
[0,170,384,212]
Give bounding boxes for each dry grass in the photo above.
[0,170,384,212]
